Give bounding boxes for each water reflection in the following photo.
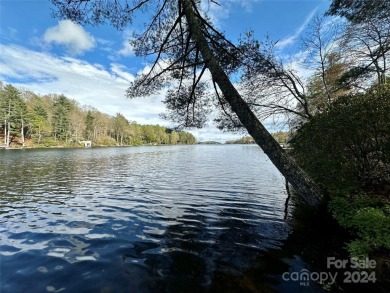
[1,145,292,292]
[120,193,289,292]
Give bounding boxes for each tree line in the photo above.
[225,136,255,145]
[46,0,390,273]
[226,132,289,145]
[0,83,196,147]
[49,0,388,201]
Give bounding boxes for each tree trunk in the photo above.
[38,126,42,144]
[6,101,11,147]
[21,118,25,147]
[4,119,7,145]
[7,122,10,147]
[182,0,324,207]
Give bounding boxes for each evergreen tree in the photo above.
[327,0,390,23]
[84,110,94,140]
[0,88,7,145]
[1,85,23,146]
[16,95,28,147]
[30,103,50,144]
[52,95,71,141]
[50,0,324,206]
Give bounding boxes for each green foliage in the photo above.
[329,196,390,258]
[336,66,372,89]
[178,130,196,144]
[113,113,129,145]
[293,84,390,259]
[291,84,390,194]
[272,131,289,144]
[306,53,351,114]
[0,85,29,145]
[39,137,61,147]
[84,110,94,140]
[29,99,51,143]
[52,95,72,141]
[169,131,179,145]
[94,136,116,146]
[225,136,255,144]
[327,0,390,23]
[226,133,289,145]
[0,83,196,148]
[142,125,158,144]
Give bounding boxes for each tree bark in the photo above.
[4,119,7,145]
[38,126,42,144]
[21,118,25,147]
[7,122,10,147]
[6,101,11,147]
[182,0,324,207]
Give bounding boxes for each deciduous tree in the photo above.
[340,16,390,85]
[113,113,129,145]
[50,0,324,206]
[328,0,390,86]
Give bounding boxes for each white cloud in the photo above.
[228,0,262,12]
[190,117,286,143]
[275,8,317,50]
[0,26,18,41]
[44,20,96,55]
[200,0,262,27]
[105,30,135,61]
[190,126,241,143]
[112,29,136,59]
[288,61,313,81]
[110,64,135,82]
[118,40,135,57]
[0,44,163,125]
[0,43,286,142]
[95,38,115,52]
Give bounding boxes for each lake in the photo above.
[1,145,327,292]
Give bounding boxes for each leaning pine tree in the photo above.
[51,0,324,207]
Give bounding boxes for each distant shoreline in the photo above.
[0,143,198,150]
[0,143,265,150]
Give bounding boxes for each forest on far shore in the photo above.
[226,132,289,145]
[0,83,196,148]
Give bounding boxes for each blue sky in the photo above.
[0,0,330,142]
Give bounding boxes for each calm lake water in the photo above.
[0,145,338,292]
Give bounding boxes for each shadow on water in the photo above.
[119,200,282,293]
[117,201,389,293]
[2,146,388,293]
[113,196,292,292]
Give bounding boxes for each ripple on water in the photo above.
[1,145,290,292]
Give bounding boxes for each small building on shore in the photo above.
[79,141,92,148]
